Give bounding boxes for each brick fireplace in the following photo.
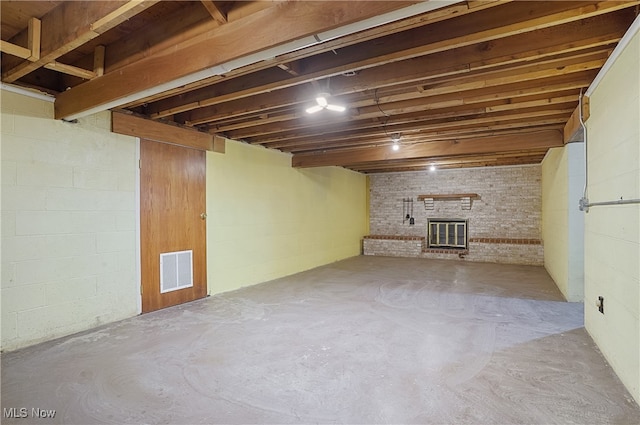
[363,165,543,266]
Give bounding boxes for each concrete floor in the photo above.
[2,256,639,424]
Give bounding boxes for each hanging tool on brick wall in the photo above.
[409,198,415,225]
[402,197,415,225]
[402,198,407,224]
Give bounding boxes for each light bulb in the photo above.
[326,104,345,112]
[306,105,323,114]
[392,143,400,151]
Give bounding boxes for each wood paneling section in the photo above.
[140,139,207,313]
[112,111,223,153]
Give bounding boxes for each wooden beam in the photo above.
[225,72,594,142]
[581,95,591,121]
[200,0,227,25]
[292,130,563,168]
[94,45,106,77]
[0,17,41,60]
[44,61,96,80]
[563,95,590,143]
[417,194,480,200]
[177,10,629,126]
[0,40,31,59]
[273,110,573,152]
[54,1,416,120]
[112,111,223,153]
[213,135,226,154]
[258,98,575,149]
[417,54,607,97]
[27,17,41,61]
[2,1,160,83]
[123,0,487,110]
[153,2,633,121]
[350,151,549,172]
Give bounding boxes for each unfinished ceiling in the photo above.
[1,1,639,172]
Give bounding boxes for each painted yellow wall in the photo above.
[1,89,139,351]
[206,139,368,294]
[584,29,640,403]
[542,147,569,295]
[541,143,584,302]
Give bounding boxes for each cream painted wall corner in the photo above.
[541,143,585,302]
[205,139,368,295]
[1,89,139,351]
[583,29,640,404]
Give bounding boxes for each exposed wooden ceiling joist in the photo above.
[2,0,160,83]
[53,1,418,120]
[291,129,564,168]
[175,10,628,129]
[2,1,638,173]
[154,3,629,125]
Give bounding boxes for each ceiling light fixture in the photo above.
[391,133,401,151]
[57,1,464,120]
[375,88,403,151]
[429,164,437,172]
[305,92,345,114]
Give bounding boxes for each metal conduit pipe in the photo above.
[578,13,640,213]
[578,90,590,212]
[583,199,640,208]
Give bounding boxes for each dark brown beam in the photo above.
[563,95,590,143]
[228,71,595,142]
[292,129,563,168]
[182,10,629,128]
[349,151,549,173]
[2,1,160,82]
[112,111,223,153]
[54,1,416,119]
[257,95,578,149]
[200,0,227,25]
[162,2,633,123]
[279,112,573,154]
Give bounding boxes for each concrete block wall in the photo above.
[368,165,543,265]
[542,144,585,302]
[582,28,640,404]
[1,89,139,351]
[206,139,368,294]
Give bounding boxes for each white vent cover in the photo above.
[160,250,193,293]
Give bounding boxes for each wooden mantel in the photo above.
[417,193,479,200]
[418,193,479,210]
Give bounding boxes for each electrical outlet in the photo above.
[597,296,604,314]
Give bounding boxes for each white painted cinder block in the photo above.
[2,185,47,211]
[17,161,73,187]
[97,231,134,253]
[2,160,17,185]
[45,277,97,305]
[3,234,97,263]
[15,211,75,235]
[584,29,640,404]
[1,284,46,313]
[69,211,118,233]
[72,167,121,191]
[1,88,138,351]
[1,312,18,341]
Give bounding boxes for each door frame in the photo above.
[138,138,207,312]
[135,137,142,313]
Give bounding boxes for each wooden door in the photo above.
[140,139,207,312]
